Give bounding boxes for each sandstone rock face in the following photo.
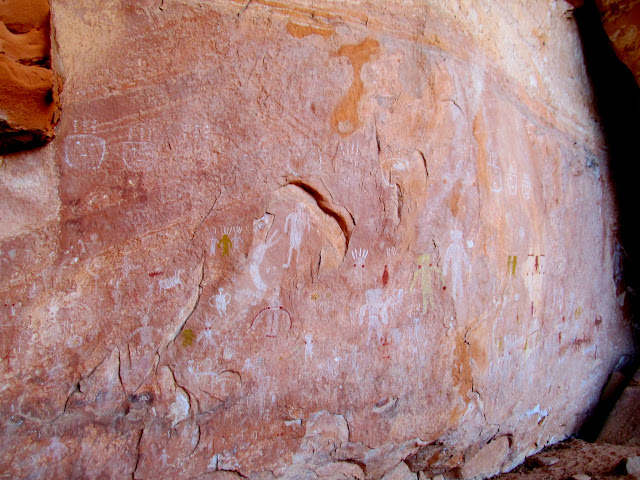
[0,0,61,153]
[598,368,640,445]
[0,1,634,479]
[596,0,640,87]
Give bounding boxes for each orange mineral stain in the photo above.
[286,21,334,39]
[330,37,380,136]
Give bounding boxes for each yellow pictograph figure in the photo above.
[410,254,435,314]
[507,255,517,276]
[218,228,233,256]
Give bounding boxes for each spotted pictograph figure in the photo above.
[283,204,311,269]
[507,165,518,196]
[443,230,471,302]
[64,119,106,169]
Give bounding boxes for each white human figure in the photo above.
[159,449,170,468]
[443,230,471,302]
[250,229,279,292]
[283,204,311,268]
[359,288,404,345]
[351,248,369,285]
[305,334,314,360]
[132,315,154,347]
[210,287,231,318]
[199,317,216,346]
[231,226,243,250]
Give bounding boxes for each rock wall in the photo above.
[0,0,60,152]
[0,1,634,479]
[566,0,640,87]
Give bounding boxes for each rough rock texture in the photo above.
[493,439,640,480]
[599,368,640,446]
[566,0,640,87]
[0,0,61,153]
[596,0,640,87]
[0,0,634,479]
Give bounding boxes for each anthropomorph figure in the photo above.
[217,228,233,256]
[351,248,369,285]
[443,230,471,302]
[211,287,231,318]
[409,254,435,314]
[132,315,154,347]
[251,288,292,338]
[283,204,311,269]
[358,288,404,346]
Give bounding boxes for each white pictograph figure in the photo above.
[250,229,279,292]
[358,288,404,345]
[45,437,69,462]
[123,126,154,171]
[507,165,518,196]
[488,152,503,193]
[231,226,243,251]
[132,315,155,347]
[64,119,106,169]
[305,334,314,360]
[283,204,311,268]
[199,317,216,346]
[159,269,183,290]
[188,358,217,382]
[521,173,531,200]
[351,248,368,284]
[443,230,471,302]
[209,227,218,255]
[210,287,231,318]
[251,289,292,338]
[339,141,360,165]
[159,449,170,468]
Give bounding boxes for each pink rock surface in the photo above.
[0,0,633,479]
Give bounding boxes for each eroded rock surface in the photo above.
[597,0,640,87]
[0,0,634,479]
[0,0,61,153]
